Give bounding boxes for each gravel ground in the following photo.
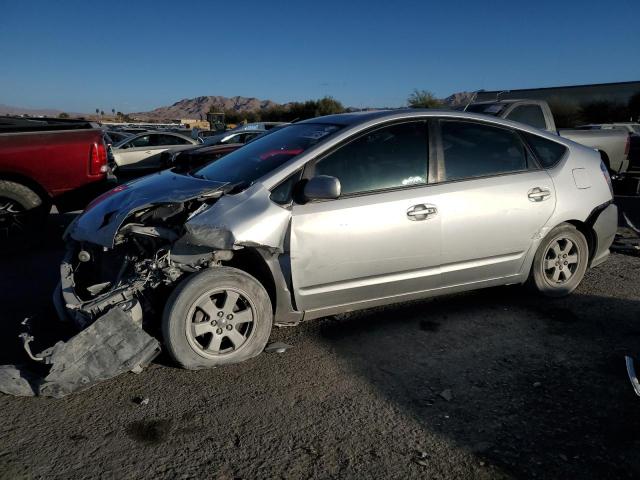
[0,200,638,479]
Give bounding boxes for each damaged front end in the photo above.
[1,170,293,397]
[1,173,231,397]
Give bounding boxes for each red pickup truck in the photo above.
[0,117,111,245]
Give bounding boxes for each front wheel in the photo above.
[162,267,273,370]
[529,223,589,297]
[0,180,48,249]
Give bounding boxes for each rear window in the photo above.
[523,133,568,168]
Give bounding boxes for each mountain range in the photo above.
[131,96,283,121]
[0,92,475,120]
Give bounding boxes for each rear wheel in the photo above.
[0,180,48,248]
[530,223,589,297]
[162,267,272,370]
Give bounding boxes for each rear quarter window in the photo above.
[523,133,568,168]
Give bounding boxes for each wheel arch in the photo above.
[222,248,277,312]
[0,171,52,206]
[597,150,612,173]
[221,247,303,325]
[563,219,597,265]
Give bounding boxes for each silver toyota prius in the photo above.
[59,109,618,371]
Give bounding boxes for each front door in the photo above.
[290,121,442,313]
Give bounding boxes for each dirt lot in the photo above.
[0,199,639,480]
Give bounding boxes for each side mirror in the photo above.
[303,175,341,201]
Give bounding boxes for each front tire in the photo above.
[530,223,589,297]
[0,180,48,249]
[162,267,272,370]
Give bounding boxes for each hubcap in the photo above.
[0,198,26,239]
[185,288,255,358]
[543,237,579,285]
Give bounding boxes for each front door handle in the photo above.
[528,187,551,202]
[407,204,437,221]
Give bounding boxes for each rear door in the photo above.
[429,119,556,286]
[290,121,442,313]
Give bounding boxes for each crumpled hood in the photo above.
[68,170,227,247]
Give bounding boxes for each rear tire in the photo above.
[529,223,589,298]
[162,267,273,370]
[0,180,48,249]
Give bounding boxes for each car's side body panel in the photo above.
[425,169,556,288]
[290,185,442,311]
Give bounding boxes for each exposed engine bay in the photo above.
[0,170,296,397]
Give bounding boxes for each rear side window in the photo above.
[440,120,529,181]
[314,121,429,195]
[523,133,567,168]
[506,105,547,130]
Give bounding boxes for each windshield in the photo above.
[465,103,508,116]
[195,123,342,185]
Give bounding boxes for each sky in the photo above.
[1,0,639,113]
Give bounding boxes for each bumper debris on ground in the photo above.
[0,308,160,398]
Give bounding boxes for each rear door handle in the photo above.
[528,187,551,202]
[407,204,437,221]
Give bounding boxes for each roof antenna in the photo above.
[496,90,510,100]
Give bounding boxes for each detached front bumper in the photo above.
[590,203,618,268]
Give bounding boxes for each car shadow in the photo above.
[317,285,640,478]
[0,212,77,363]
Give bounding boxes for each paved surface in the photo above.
[0,200,639,479]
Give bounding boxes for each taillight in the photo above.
[624,135,630,157]
[89,142,108,175]
[600,160,614,197]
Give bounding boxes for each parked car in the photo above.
[58,109,617,370]
[160,126,289,173]
[103,129,133,145]
[465,99,630,175]
[160,143,243,172]
[0,116,111,245]
[202,129,267,146]
[230,122,288,132]
[110,131,198,173]
[576,123,640,135]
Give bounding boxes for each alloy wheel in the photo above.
[543,237,580,285]
[185,288,255,358]
[0,197,26,239]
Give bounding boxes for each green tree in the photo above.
[628,91,640,122]
[407,89,442,108]
[315,96,345,116]
[58,112,70,119]
[578,100,628,125]
[547,98,581,129]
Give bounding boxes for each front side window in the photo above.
[440,120,529,181]
[313,122,428,195]
[506,105,547,130]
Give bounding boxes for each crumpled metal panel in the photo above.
[0,308,160,398]
[184,183,291,250]
[69,170,226,247]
